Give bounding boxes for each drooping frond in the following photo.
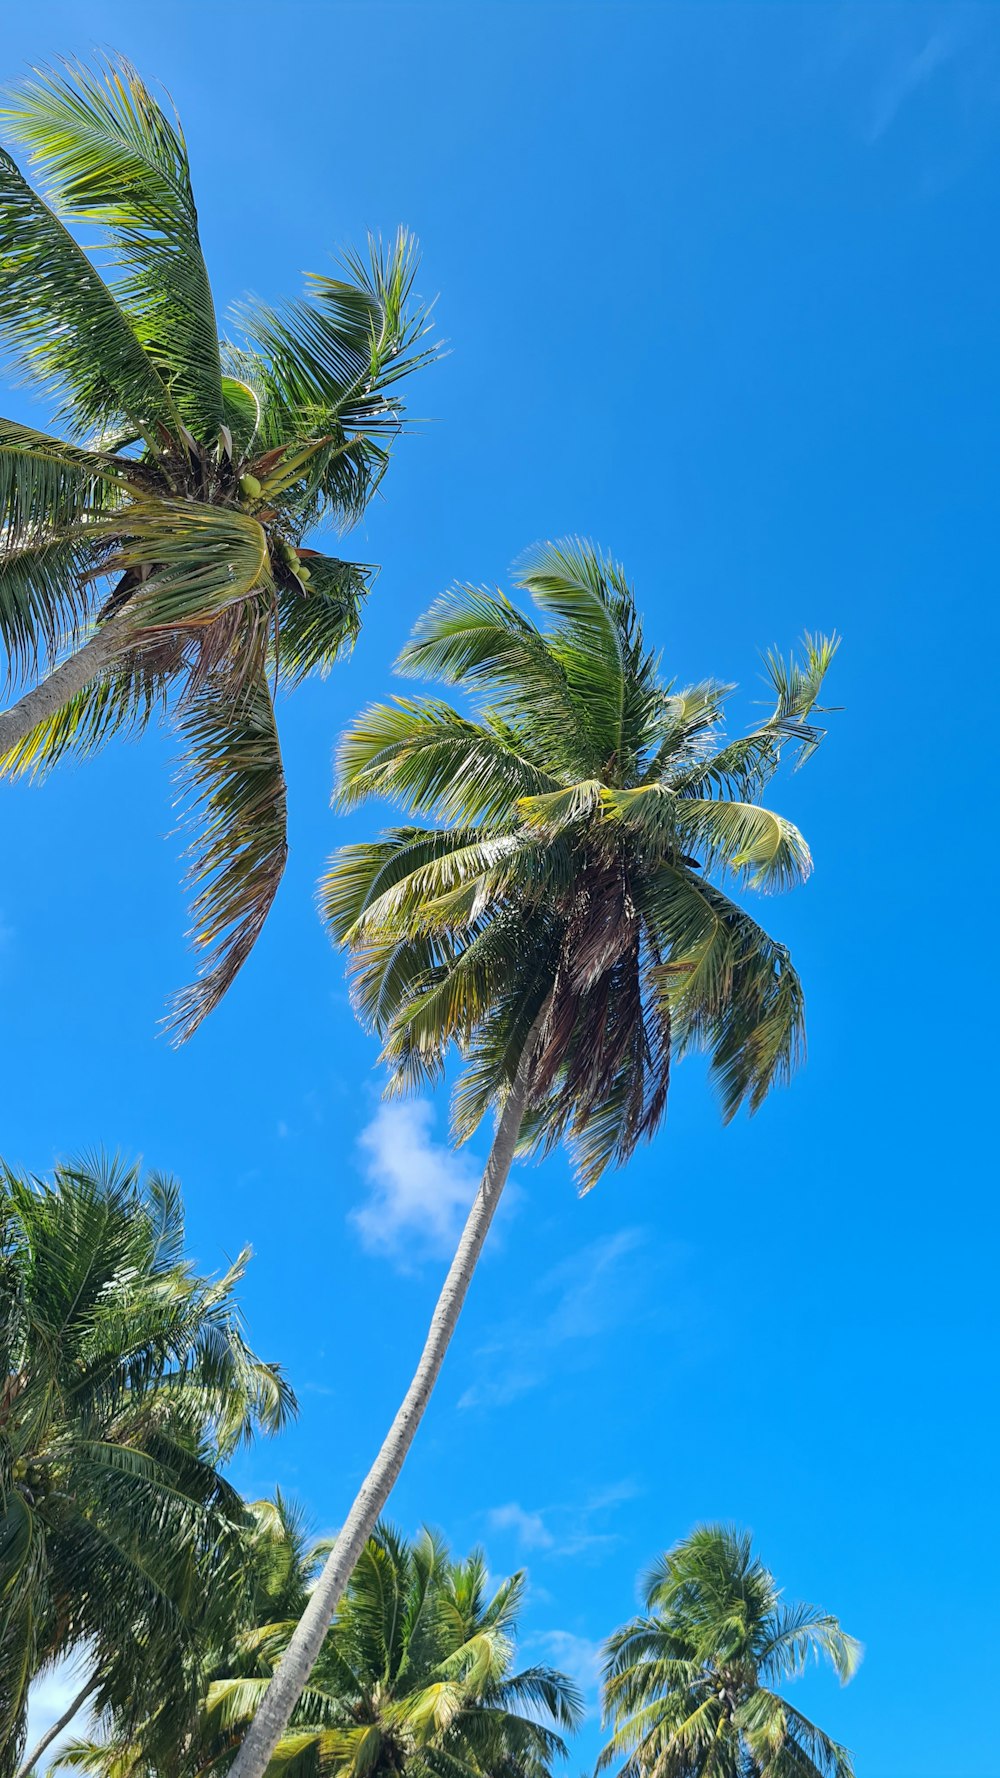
[0,414,126,548]
[0,529,113,684]
[275,553,369,683]
[4,55,225,443]
[0,641,173,780]
[167,671,288,1042]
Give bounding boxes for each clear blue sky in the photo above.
[4,5,998,1775]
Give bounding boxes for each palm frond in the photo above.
[167,671,288,1042]
[4,55,224,442]
[0,142,176,440]
[0,641,172,779]
[275,553,369,684]
[0,414,127,547]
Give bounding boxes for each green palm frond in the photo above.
[335,698,557,825]
[275,553,369,683]
[0,530,112,684]
[0,645,172,779]
[0,414,127,545]
[168,672,288,1042]
[3,54,224,443]
[112,498,272,632]
[515,539,631,771]
[0,142,176,441]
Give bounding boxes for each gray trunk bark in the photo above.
[0,611,133,760]
[227,1045,538,1778]
[17,1674,99,1778]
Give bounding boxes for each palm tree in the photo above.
[58,1515,581,1778]
[229,540,839,1778]
[211,1520,581,1778]
[0,54,435,1035]
[0,1153,294,1777]
[599,1525,861,1778]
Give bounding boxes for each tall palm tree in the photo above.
[599,1525,860,1778]
[0,1153,294,1777]
[57,1516,581,1778]
[0,54,435,1035]
[229,540,839,1778]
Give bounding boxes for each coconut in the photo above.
[239,473,262,500]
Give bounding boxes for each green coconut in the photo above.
[239,472,262,500]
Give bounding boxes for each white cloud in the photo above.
[487,1502,554,1550]
[352,1100,482,1267]
[25,1658,94,1768]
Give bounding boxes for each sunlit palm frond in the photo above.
[0,142,176,441]
[5,55,224,443]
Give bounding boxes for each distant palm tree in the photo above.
[229,540,838,1778]
[57,1515,581,1778]
[0,1154,293,1777]
[0,54,434,1035]
[599,1526,860,1778]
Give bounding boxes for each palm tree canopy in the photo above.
[321,540,837,1188]
[58,1516,582,1778]
[204,1520,583,1778]
[599,1525,861,1778]
[0,54,436,1036]
[0,1154,295,1773]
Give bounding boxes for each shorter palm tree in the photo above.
[0,1154,294,1778]
[599,1526,860,1778]
[58,1516,582,1778]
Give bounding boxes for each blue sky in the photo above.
[4,4,999,1775]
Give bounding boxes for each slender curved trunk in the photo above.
[0,610,133,760]
[228,1038,540,1778]
[17,1675,99,1778]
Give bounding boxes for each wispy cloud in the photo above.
[458,1227,654,1410]
[528,1629,605,1708]
[485,1480,640,1563]
[487,1502,554,1550]
[352,1100,483,1268]
[868,30,955,141]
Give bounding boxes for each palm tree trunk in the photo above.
[0,610,133,761]
[17,1675,99,1778]
[228,1039,539,1778]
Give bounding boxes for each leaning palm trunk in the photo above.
[15,1675,99,1778]
[0,613,131,760]
[228,1048,536,1778]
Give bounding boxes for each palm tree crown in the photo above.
[0,54,435,1035]
[599,1525,860,1778]
[206,1520,583,1778]
[322,540,837,1187]
[0,1154,294,1774]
